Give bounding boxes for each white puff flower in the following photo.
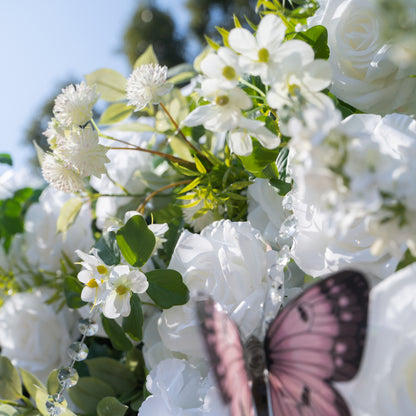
[126,64,173,111]
[55,127,109,178]
[41,153,84,193]
[53,82,99,127]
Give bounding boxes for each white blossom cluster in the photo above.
[41,82,109,193]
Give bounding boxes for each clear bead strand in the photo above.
[45,308,99,415]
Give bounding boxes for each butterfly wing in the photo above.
[196,295,255,416]
[265,270,369,416]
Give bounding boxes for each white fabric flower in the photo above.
[200,47,242,89]
[158,220,279,358]
[53,82,99,127]
[127,64,173,111]
[102,265,148,319]
[228,14,287,84]
[138,358,227,416]
[309,0,416,114]
[55,127,109,178]
[41,153,84,193]
[183,85,252,133]
[0,167,44,199]
[0,290,76,383]
[336,263,416,415]
[228,117,280,156]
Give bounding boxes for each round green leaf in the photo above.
[57,197,83,235]
[19,367,45,399]
[133,44,159,69]
[97,397,128,416]
[68,377,115,415]
[63,276,87,309]
[101,315,133,351]
[122,294,143,341]
[93,230,121,266]
[116,215,156,268]
[146,269,189,309]
[99,103,134,125]
[85,69,127,102]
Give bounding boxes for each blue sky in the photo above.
[0,0,189,172]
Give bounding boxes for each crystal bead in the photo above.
[67,342,89,361]
[57,366,79,388]
[45,394,64,415]
[279,215,297,239]
[78,318,99,336]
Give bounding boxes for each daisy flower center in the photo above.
[222,65,236,80]
[87,279,99,288]
[116,285,129,296]
[215,95,230,106]
[258,48,270,63]
[96,265,108,275]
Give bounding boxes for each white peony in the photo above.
[309,0,416,114]
[138,358,226,416]
[336,263,416,415]
[157,220,279,359]
[0,290,76,383]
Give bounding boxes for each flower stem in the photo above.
[239,78,266,97]
[159,102,206,159]
[137,179,193,214]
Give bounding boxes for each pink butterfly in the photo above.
[196,270,369,416]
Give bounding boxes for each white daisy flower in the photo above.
[55,127,109,178]
[126,64,173,111]
[53,82,99,127]
[41,153,84,193]
[103,265,149,319]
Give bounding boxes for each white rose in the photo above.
[336,263,416,415]
[138,358,226,416]
[157,220,279,358]
[22,186,94,274]
[290,192,401,278]
[0,290,76,382]
[310,0,416,114]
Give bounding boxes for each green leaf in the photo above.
[68,377,115,415]
[56,197,83,234]
[109,122,155,132]
[239,141,280,178]
[35,387,75,416]
[94,231,120,266]
[133,44,159,69]
[101,315,133,351]
[85,69,127,102]
[204,35,220,51]
[0,404,19,416]
[116,215,156,268]
[294,25,330,60]
[63,276,87,309]
[19,367,45,399]
[122,294,143,341]
[46,369,60,395]
[97,397,128,416]
[269,178,292,196]
[99,103,134,124]
[0,154,12,166]
[0,357,22,400]
[86,358,137,396]
[146,269,189,309]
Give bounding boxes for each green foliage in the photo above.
[146,269,189,308]
[0,153,12,166]
[19,367,45,399]
[97,397,128,416]
[94,231,121,266]
[293,25,330,59]
[0,357,22,401]
[122,294,144,341]
[101,315,133,351]
[85,69,127,102]
[116,215,156,268]
[0,405,20,416]
[63,276,86,309]
[99,103,134,125]
[68,377,115,414]
[56,197,83,235]
[134,44,159,69]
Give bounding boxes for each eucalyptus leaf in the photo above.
[97,397,128,416]
[85,69,127,102]
[35,387,75,416]
[116,215,155,268]
[133,44,159,69]
[99,103,134,124]
[46,369,60,395]
[146,269,189,309]
[86,357,137,396]
[0,404,19,416]
[0,153,12,166]
[19,367,45,399]
[56,198,83,235]
[122,294,143,341]
[0,357,22,400]
[68,377,115,415]
[101,315,133,351]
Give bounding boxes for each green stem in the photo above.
[239,78,266,97]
